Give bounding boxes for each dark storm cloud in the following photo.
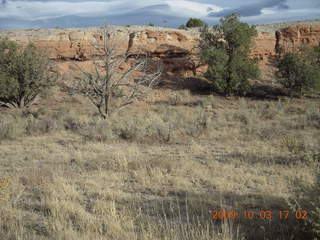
[209,0,289,17]
[0,0,319,30]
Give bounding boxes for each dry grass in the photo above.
[0,89,319,239]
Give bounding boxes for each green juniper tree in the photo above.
[186,18,206,28]
[276,46,320,97]
[0,39,57,108]
[200,14,260,96]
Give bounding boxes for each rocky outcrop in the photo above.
[276,25,320,53]
[252,31,277,62]
[0,27,200,79]
[251,25,320,63]
[1,23,319,79]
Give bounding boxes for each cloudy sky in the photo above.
[0,0,319,29]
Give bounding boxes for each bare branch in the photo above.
[71,24,163,118]
[0,100,19,108]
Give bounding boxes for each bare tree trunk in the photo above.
[18,96,25,108]
[98,105,107,119]
[104,92,111,118]
[73,25,162,119]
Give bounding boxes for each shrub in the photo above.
[281,136,306,155]
[160,106,208,138]
[63,116,83,132]
[201,14,260,96]
[0,39,57,108]
[112,112,170,142]
[306,108,320,129]
[280,134,319,165]
[186,18,206,28]
[25,117,59,135]
[0,114,25,141]
[167,90,191,106]
[79,119,114,142]
[276,50,320,97]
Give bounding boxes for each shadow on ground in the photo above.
[135,189,308,240]
[157,75,212,95]
[247,84,289,100]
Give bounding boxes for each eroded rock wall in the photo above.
[277,25,320,53]
[1,24,320,79]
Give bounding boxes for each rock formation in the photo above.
[1,23,319,80]
[277,25,320,53]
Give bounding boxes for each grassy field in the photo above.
[0,86,319,239]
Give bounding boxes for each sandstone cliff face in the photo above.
[277,25,320,53]
[1,27,200,79]
[1,23,319,79]
[252,31,277,62]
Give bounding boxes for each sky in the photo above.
[0,0,319,29]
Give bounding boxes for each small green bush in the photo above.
[277,47,320,97]
[186,18,206,28]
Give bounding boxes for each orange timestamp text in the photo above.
[211,209,308,220]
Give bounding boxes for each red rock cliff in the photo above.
[1,24,320,79]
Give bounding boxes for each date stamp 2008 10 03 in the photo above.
[211,209,308,220]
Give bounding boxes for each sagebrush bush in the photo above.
[281,136,306,154]
[25,117,60,135]
[0,104,210,143]
[167,90,191,106]
[79,119,114,142]
[280,135,319,165]
[233,112,251,125]
[306,107,320,129]
[0,114,25,141]
[63,115,83,132]
[112,112,170,142]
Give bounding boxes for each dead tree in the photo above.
[73,25,162,119]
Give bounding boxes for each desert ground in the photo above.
[0,21,320,240]
[0,80,319,240]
